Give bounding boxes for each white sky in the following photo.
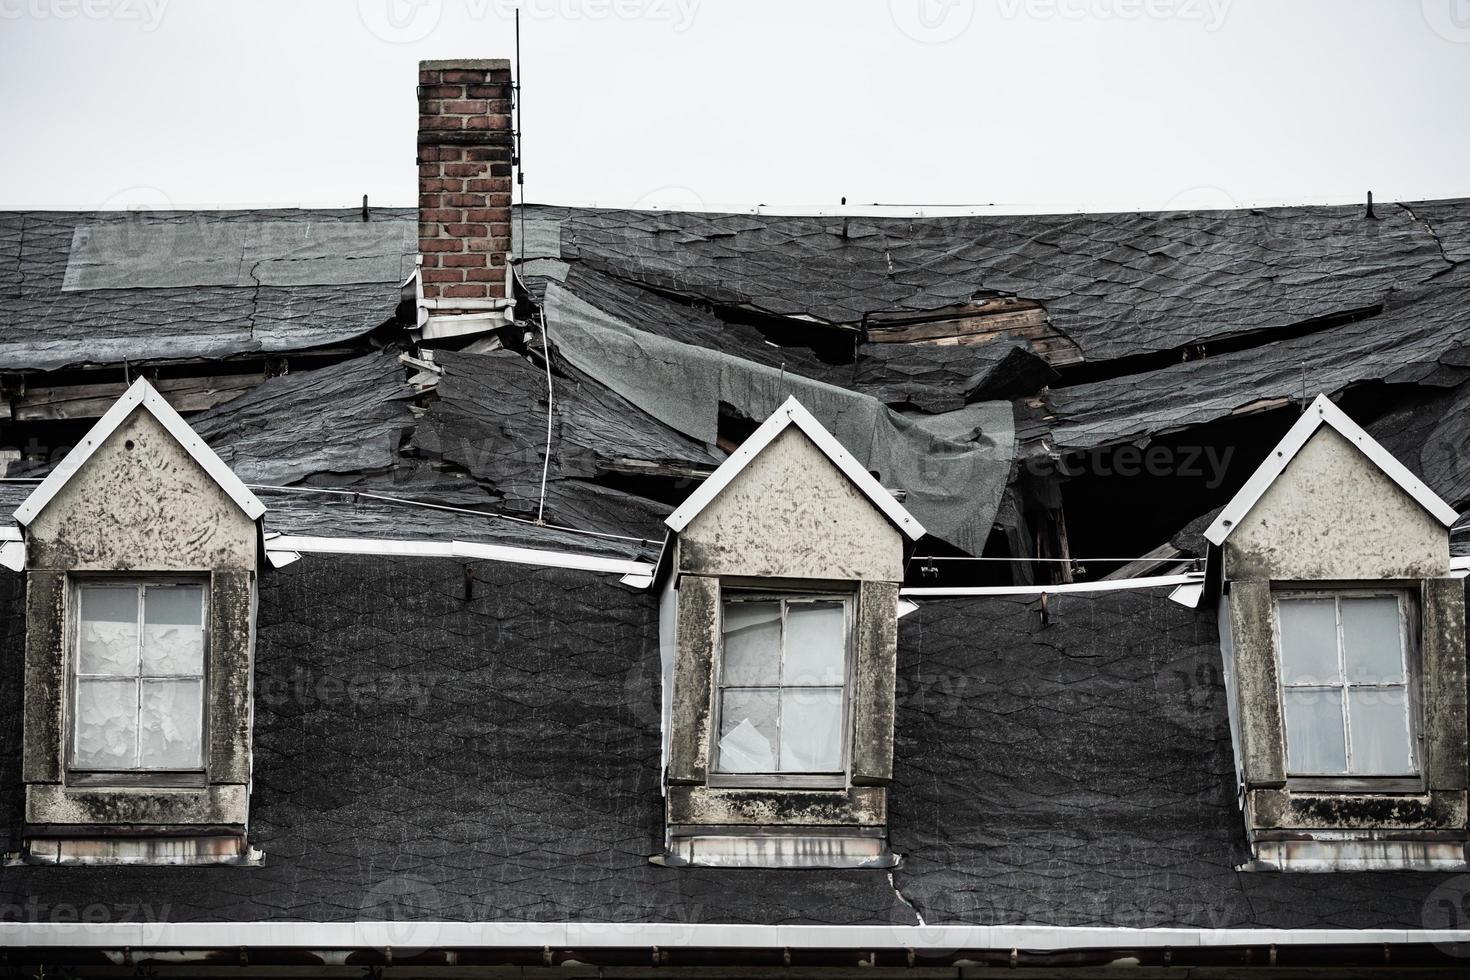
[2,0,1469,213]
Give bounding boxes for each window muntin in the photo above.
[1274,592,1417,777]
[70,582,207,773]
[713,594,851,777]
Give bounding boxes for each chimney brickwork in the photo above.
[417,59,514,313]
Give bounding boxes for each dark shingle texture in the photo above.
[411,349,722,540]
[0,557,911,925]
[1,570,1465,928]
[191,351,419,486]
[0,210,410,371]
[1033,266,1470,451]
[550,203,1451,361]
[889,590,1469,928]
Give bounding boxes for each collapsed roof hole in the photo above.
[717,401,758,453]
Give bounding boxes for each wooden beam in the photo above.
[11,374,263,422]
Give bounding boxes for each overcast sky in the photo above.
[2,0,1469,213]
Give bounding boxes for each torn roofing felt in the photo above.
[542,201,1456,361]
[1026,264,1470,454]
[542,280,1015,556]
[411,348,723,540]
[0,210,412,371]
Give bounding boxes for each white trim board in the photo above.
[1204,393,1458,547]
[664,396,925,541]
[263,534,654,578]
[0,921,1467,951]
[902,572,1202,598]
[13,377,266,526]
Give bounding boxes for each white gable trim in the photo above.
[664,396,925,541]
[1203,393,1458,547]
[13,378,266,527]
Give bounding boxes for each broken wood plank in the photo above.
[12,373,263,421]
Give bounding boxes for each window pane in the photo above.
[1283,688,1347,774]
[138,679,204,769]
[721,601,781,686]
[142,585,205,675]
[73,678,136,768]
[1277,598,1339,685]
[77,586,139,676]
[1341,596,1405,684]
[779,687,844,772]
[716,689,778,772]
[784,601,846,685]
[1347,687,1416,775]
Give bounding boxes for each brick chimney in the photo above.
[416,59,515,339]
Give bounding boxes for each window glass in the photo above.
[1282,688,1347,774]
[784,602,846,685]
[779,687,844,771]
[715,594,849,776]
[72,582,206,772]
[1275,593,1415,777]
[1341,596,1405,684]
[141,585,206,675]
[720,602,781,686]
[1277,598,1337,685]
[78,586,139,676]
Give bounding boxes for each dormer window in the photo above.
[713,593,851,783]
[655,397,923,869]
[1274,591,1417,783]
[70,581,207,782]
[12,379,265,865]
[1207,395,1466,872]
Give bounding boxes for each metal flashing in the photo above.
[263,534,653,578]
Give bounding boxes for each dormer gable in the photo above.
[1206,393,1456,582]
[16,378,264,570]
[667,396,923,582]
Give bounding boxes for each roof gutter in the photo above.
[2,923,1468,969]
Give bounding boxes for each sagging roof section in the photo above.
[665,395,926,541]
[1204,393,1459,546]
[13,377,265,526]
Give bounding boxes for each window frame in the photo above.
[1270,587,1423,791]
[65,575,211,787]
[708,587,856,790]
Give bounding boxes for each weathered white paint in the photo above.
[2,921,1468,951]
[15,377,264,528]
[26,406,257,572]
[1206,393,1457,547]
[1223,425,1448,581]
[680,426,904,582]
[667,396,924,542]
